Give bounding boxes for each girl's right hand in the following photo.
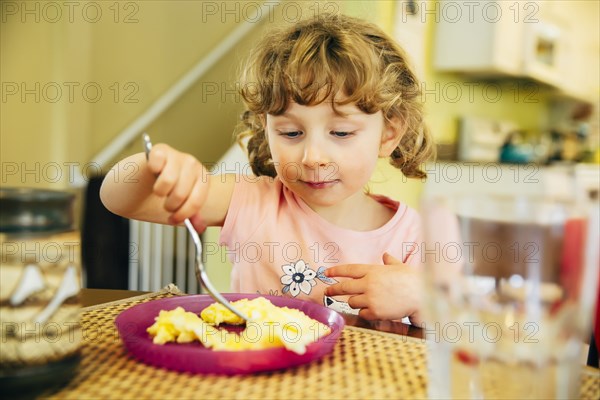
[146,143,209,226]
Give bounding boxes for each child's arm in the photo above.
[100,144,235,228]
[324,253,423,325]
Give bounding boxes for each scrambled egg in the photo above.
[147,297,331,355]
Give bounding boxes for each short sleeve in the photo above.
[220,175,281,246]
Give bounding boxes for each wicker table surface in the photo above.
[40,285,599,399]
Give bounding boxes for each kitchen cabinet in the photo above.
[551,3,600,103]
[422,162,599,203]
[433,0,598,103]
[434,0,525,77]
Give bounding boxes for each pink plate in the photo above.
[114,294,345,375]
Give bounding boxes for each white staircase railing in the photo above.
[128,144,249,292]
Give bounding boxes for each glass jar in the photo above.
[0,187,82,394]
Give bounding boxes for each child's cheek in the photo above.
[278,162,303,183]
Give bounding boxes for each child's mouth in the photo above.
[301,180,339,189]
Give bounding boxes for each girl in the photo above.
[100,14,434,324]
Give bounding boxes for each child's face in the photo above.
[265,100,399,211]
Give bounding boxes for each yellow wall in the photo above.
[1,1,253,191]
[87,1,248,165]
[1,14,92,190]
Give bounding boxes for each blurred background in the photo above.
[2,0,599,292]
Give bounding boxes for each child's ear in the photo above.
[379,118,404,157]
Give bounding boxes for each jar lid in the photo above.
[0,187,75,233]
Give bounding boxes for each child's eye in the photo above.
[280,131,302,138]
[331,131,353,137]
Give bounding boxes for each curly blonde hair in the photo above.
[237,13,435,179]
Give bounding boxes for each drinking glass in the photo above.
[0,188,82,394]
[421,192,599,399]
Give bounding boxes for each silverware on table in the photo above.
[142,133,249,321]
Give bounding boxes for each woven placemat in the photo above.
[41,286,599,399]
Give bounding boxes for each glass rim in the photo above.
[421,192,587,225]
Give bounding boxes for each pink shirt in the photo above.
[220,176,421,313]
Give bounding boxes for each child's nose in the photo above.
[301,138,329,167]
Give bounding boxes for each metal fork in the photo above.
[142,133,249,321]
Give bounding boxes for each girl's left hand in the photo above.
[324,253,423,325]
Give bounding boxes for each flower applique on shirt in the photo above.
[279,260,340,297]
[280,260,337,297]
[278,259,359,315]
[280,260,318,297]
